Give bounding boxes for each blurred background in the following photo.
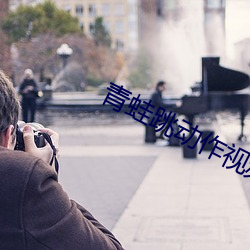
[0,0,250,96]
[2,1,250,249]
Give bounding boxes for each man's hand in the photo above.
[23,125,59,165]
[23,86,34,94]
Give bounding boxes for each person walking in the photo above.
[19,69,39,123]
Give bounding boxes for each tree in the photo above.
[1,0,80,43]
[128,49,153,88]
[91,17,112,47]
[13,33,122,90]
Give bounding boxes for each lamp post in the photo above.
[56,43,73,68]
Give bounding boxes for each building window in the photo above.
[115,20,124,33]
[80,22,84,32]
[76,5,84,16]
[116,39,124,51]
[89,22,95,33]
[115,3,124,16]
[102,3,111,16]
[64,5,71,13]
[89,4,96,17]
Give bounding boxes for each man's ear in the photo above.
[2,125,15,149]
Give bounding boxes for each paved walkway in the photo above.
[49,114,250,250]
[111,126,250,249]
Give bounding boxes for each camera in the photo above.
[14,122,46,151]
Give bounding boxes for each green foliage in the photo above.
[86,73,104,87]
[1,0,80,42]
[128,50,153,88]
[92,17,111,47]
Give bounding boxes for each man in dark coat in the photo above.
[0,70,124,249]
[145,80,169,143]
[150,80,168,110]
[19,69,39,123]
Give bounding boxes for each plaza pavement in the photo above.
[48,114,250,250]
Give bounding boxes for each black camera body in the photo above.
[15,123,46,151]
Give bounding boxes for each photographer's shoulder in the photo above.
[0,146,50,175]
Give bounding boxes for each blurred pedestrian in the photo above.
[145,80,169,143]
[19,69,39,122]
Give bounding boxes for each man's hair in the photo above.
[0,71,20,143]
[156,80,166,90]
